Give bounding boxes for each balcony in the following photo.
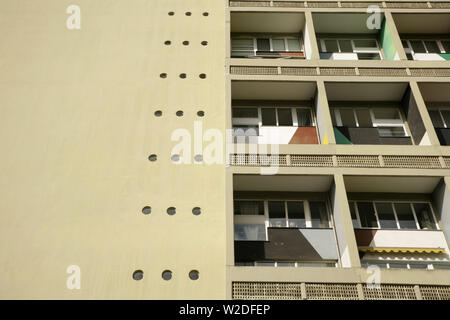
[419,82,450,146]
[233,174,339,267]
[326,82,429,145]
[394,13,450,61]
[231,81,321,144]
[230,12,309,59]
[345,175,450,270]
[313,13,398,61]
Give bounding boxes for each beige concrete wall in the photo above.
[0,0,227,299]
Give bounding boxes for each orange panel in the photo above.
[289,127,319,144]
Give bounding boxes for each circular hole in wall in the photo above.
[171,154,180,162]
[176,110,184,117]
[201,41,208,46]
[142,206,152,215]
[203,12,209,17]
[162,270,172,280]
[194,155,203,162]
[185,12,192,16]
[164,40,171,45]
[133,270,144,280]
[179,73,187,79]
[168,12,175,16]
[148,154,157,162]
[167,207,176,215]
[154,110,162,117]
[182,41,189,46]
[160,73,167,78]
[189,270,199,280]
[197,111,205,117]
[199,74,206,79]
[192,207,201,216]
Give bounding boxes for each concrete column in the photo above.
[432,176,450,252]
[331,174,361,268]
[383,12,408,61]
[409,81,441,146]
[316,80,336,145]
[304,11,320,60]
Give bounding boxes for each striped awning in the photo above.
[358,247,446,254]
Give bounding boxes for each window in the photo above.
[250,261,336,268]
[402,39,450,60]
[309,201,330,228]
[351,201,438,230]
[234,200,264,215]
[231,38,254,57]
[332,107,407,138]
[318,37,381,60]
[234,198,331,241]
[234,224,266,241]
[231,36,304,57]
[375,202,397,229]
[356,202,379,228]
[429,107,450,128]
[232,106,315,137]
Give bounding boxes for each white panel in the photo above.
[258,127,298,144]
[367,230,449,251]
[413,53,446,61]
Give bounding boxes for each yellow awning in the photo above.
[358,247,445,254]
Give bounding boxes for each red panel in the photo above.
[289,127,319,144]
[354,229,378,247]
[279,51,305,57]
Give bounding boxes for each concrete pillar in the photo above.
[316,80,336,145]
[304,11,320,60]
[331,174,361,268]
[409,81,441,146]
[383,12,408,61]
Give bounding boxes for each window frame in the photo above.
[350,200,439,231]
[318,38,382,60]
[402,39,450,60]
[230,35,304,57]
[232,106,316,131]
[331,107,409,138]
[234,198,333,241]
[428,107,450,128]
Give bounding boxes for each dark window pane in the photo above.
[355,109,373,127]
[340,109,357,127]
[277,109,293,126]
[413,203,436,230]
[402,40,409,48]
[272,39,285,51]
[287,201,306,228]
[429,110,444,127]
[309,201,329,228]
[424,40,440,53]
[375,203,397,229]
[339,40,353,53]
[394,203,417,229]
[357,53,381,60]
[349,201,359,228]
[287,38,301,51]
[234,200,264,215]
[410,40,426,53]
[389,263,408,269]
[257,38,270,51]
[297,108,313,126]
[440,110,450,127]
[324,40,339,52]
[232,108,258,118]
[261,108,277,126]
[442,41,450,53]
[357,202,378,228]
[353,39,377,48]
[269,201,286,227]
[409,264,428,269]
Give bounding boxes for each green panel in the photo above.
[379,18,397,61]
[334,127,352,145]
[439,53,450,61]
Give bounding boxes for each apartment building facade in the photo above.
[0,0,449,300]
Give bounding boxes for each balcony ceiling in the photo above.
[419,83,450,102]
[313,13,381,34]
[232,81,317,101]
[325,82,408,101]
[234,175,333,192]
[344,176,442,193]
[393,14,450,34]
[231,12,305,33]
